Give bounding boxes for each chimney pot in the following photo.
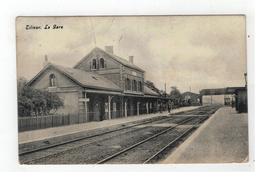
[105,46,114,54]
[129,56,134,64]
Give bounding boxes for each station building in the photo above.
[28,46,170,122]
[181,91,201,106]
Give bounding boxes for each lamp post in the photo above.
[244,73,247,87]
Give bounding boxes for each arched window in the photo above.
[100,58,105,69]
[92,59,97,69]
[133,80,137,91]
[49,74,56,87]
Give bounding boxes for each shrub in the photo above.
[17,79,63,117]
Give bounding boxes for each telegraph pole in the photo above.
[164,82,166,96]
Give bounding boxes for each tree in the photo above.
[170,86,181,97]
[18,95,34,117]
[169,86,182,105]
[17,77,28,96]
[43,91,64,114]
[17,78,64,117]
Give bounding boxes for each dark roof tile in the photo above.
[29,63,122,92]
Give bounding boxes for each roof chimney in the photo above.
[105,46,114,54]
[129,56,134,64]
[43,55,49,67]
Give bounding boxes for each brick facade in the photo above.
[29,46,168,122]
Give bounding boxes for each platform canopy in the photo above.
[200,87,245,96]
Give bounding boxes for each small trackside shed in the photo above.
[235,87,247,113]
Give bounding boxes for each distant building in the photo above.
[200,88,234,105]
[27,46,170,121]
[181,92,200,106]
[202,95,226,105]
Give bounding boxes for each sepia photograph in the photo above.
[16,16,248,165]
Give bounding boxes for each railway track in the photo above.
[19,105,221,164]
[96,113,209,164]
[19,113,200,164]
[19,110,194,155]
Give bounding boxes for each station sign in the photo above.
[79,98,90,102]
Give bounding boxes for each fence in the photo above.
[18,106,165,132]
[18,111,125,132]
[18,113,84,132]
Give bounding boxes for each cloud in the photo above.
[16,16,246,93]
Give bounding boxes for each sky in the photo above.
[16,16,247,93]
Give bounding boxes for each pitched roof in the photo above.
[200,87,246,95]
[74,47,145,72]
[28,63,122,92]
[144,81,161,94]
[144,85,160,96]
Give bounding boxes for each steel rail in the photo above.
[143,126,196,164]
[21,106,219,164]
[19,109,203,156]
[20,113,209,164]
[19,116,177,156]
[143,113,213,163]
[95,116,197,164]
[19,106,218,157]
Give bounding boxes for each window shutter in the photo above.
[90,61,92,70]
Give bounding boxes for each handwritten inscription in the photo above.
[26,24,63,30]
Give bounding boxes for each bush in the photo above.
[17,81,64,117]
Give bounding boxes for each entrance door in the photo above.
[93,102,101,121]
[100,100,105,121]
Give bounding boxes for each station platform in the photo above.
[18,106,199,144]
[162,106,248,163]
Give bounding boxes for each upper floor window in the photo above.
[125,78,131,90]
[100,58,105,69]
[92,59,97,69]
[133,80,137,91]
[49,74,56,87]
[138,81,143,92]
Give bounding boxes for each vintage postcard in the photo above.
[16,16,248,164]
